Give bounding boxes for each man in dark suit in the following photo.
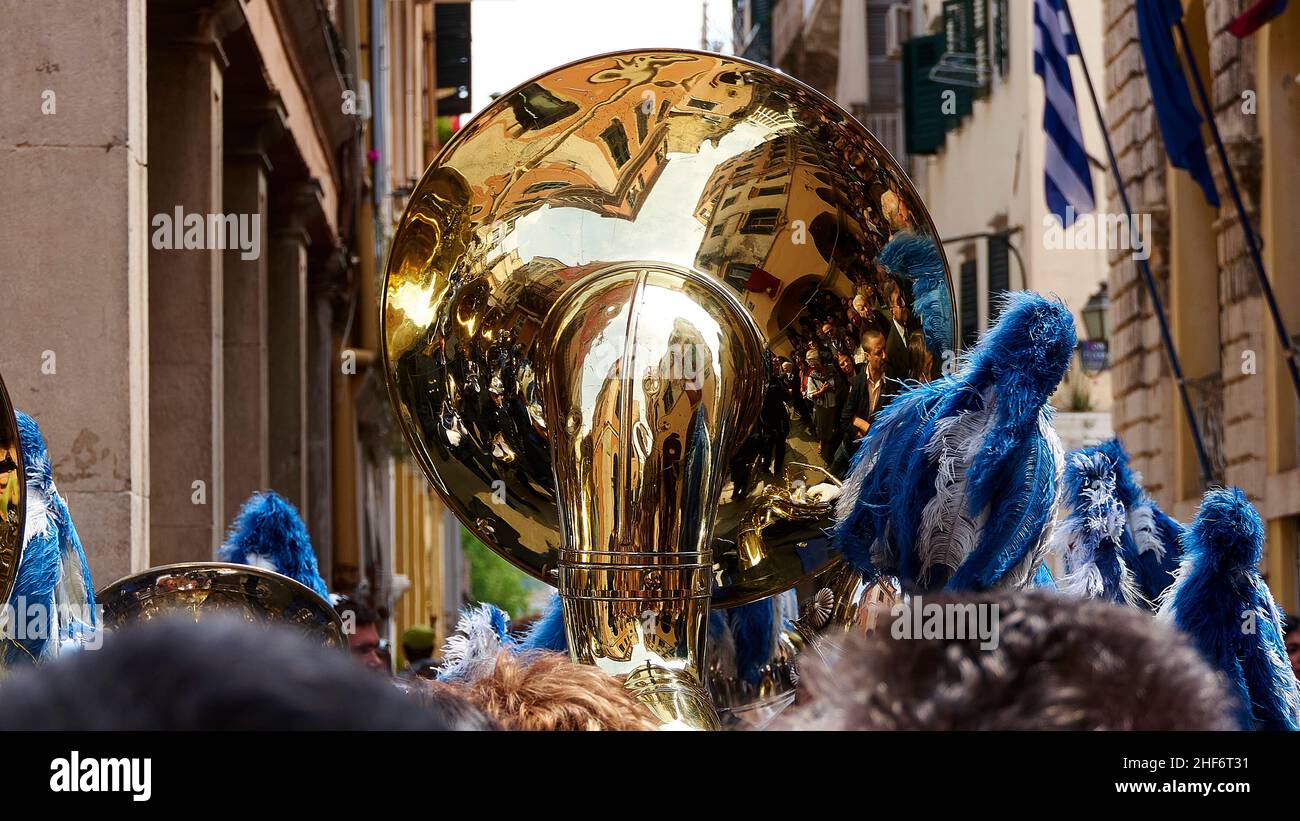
[830,329,898,478]
[877,276,917,382]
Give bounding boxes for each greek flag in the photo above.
[1034,0,1095,226]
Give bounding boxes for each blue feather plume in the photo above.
[219,491,329,599]
[1049,447,1145,607]
[1159,487,1300,731]
[729,597,774,687]
[1031,562,1056,589]
[519,592,568,652]
[1097,438,1184,603]
[877,232,953,358]
[4,411,97,667]
[834,292,1075,593]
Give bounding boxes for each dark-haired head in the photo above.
[777,591,1235,731]
[0,617,494,730]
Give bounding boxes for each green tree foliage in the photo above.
[461,525,532,619]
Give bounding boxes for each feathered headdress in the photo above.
[1049,448,1146,607]
[877,232,953,359]
[835,291,1075,593]
[437,602,515,683]
[1097,438,1184,603]
[219,491,329,599]
[1158,487,1300,731]
[4,411,97,667]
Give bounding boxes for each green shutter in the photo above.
[959,259,979,350]
[987,234,1010,321]
[903,34,947,155]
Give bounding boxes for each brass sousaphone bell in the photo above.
[97,562,346,648]
[383,50,955,727]
[0,373,24,620]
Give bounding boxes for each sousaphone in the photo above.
[0,373,23,618]
[382,49,955,727]
[98,562,345,648]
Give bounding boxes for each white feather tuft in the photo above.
[914,391,996,586]
[23,483,54,550]
[1127,504,1165,559]
[1115,554,1148,608]
[998,409,1066,589]
[1057,562,1105,599]
[1154,551,1199,619]
[438,604,510,683]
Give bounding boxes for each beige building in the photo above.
[1103,0,1300,610]
[0,0,470,651]
[909,0,1113,434]
[770,0,1113,440]
[772,0,907,159]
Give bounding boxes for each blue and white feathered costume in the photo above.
[834,292,1075,592]
[1049,446,1146,607]
[1099,438,1185,603]
[219,491,329,599]
[1158,487,1300,731]
[877,232,953,361]
[3,411,97,667]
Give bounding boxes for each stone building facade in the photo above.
[0,0,470,649]
[1102,0,1299,609]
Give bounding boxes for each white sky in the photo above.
[469,0,734,116]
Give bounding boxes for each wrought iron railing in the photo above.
[1184,371,1227,488]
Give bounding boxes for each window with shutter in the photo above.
[960,258,979,350]
[903,34,947,155]
[987,234,1010,323]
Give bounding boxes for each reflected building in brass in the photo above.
[382,50,956,726]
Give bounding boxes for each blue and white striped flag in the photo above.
[1034,0,1096,226]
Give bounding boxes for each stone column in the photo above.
[307,282,335,580]
[0,0,150,582]
[146,16,228,565]
[221,102,284,524]
[266,195,313,516]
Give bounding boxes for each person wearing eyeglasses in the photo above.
[335,596,387,673]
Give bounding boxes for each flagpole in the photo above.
[1172,17,1300,404]
[1059,0,1216,489]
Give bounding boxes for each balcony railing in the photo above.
[1184,371,1227,488]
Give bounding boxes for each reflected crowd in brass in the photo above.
[97,562,346,649]
[0,376,23,613]
[383,50,954,726]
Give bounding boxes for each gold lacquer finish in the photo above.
[541,264,762,728]
[97,562,345,648]
[0,373,23,611]
[382,48,953,604]
[381,49,955,726]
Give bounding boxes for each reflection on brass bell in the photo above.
[382,49,955,727]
